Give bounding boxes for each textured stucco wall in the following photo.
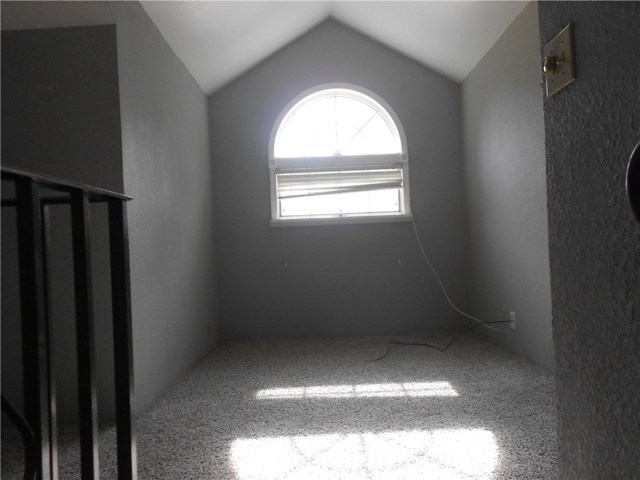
[209,19,468,340]
[538,2,640,477]
[462,2,553,370]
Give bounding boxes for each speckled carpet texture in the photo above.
[2,333,557,479]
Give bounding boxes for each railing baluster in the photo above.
[108,199,138,480]
[5,167,135,479]
[70,189,100,479]
[41,204,59,479]
[15,177,52,480]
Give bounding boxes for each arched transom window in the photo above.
[269,84,411,225]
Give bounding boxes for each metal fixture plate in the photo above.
[543,24,576,97]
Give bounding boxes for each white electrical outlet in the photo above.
[510,311,516,330]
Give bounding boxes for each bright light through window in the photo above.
[256,382,458,399]
[276,167,403,217]
[230,429,498,479]
[275,93,401,157]
[269,84,411,224]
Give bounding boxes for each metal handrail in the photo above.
[1,165,131,201]
[1,165,137,479]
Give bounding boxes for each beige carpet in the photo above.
[3,332,557,479]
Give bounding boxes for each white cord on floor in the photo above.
[411,218,501,333]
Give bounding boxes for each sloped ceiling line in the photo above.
[140,1,527,95]
[0,1,528,95]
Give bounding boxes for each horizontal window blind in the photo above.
[277,167,403,199]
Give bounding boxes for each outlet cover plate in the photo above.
[543,23,576,97]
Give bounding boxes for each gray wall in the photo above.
[210,20,469,340]
[1,25,123,192]
[1,207,24,415]
[538,2,640,477]
[462,2,554,369]
[1,1,219,419]
[1,25,122,422]
[109,1,218,414]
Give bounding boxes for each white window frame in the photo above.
[269,83,412,227]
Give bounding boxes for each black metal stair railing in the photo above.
[1,166,137,480]
[1,394,38,480]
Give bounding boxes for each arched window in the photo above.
[269,84,411,225]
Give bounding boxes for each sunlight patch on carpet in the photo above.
[256,381,459,399]
[230,428,497,479]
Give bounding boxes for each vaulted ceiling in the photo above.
[141,1,528,94]
[1,1,529,96]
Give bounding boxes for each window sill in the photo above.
[270,214,413,227]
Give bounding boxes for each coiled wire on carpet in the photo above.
[373,219,512,361]
[372,320,513,361]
